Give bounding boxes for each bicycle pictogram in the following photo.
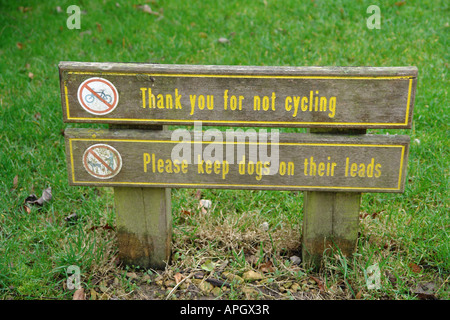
[77,77,119,115]
[85,89,112,104]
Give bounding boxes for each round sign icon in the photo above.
[82,144,122,179]
[77,77,119,115]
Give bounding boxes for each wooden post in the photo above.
[302,191,362,267]
[112,125,172,269]
[302,129,365,268]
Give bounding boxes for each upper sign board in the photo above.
[59,62,417,129]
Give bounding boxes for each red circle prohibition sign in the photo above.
[82,144,122,179]
[77,77,119,115]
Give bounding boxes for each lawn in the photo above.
[0,0,448,300]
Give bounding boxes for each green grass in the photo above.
[0,0,448,300]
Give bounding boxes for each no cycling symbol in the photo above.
[77,77,119,115]
[83,144,122,179]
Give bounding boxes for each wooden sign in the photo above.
[59,61,417,269]
[64,128,409,193]
[60,62,417,128]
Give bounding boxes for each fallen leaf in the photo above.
[126,272,138,279]
[414,282,437,300]
[211,286,222,297]
[201,260,215,272]
[33,112,41,120]
[198,281,214,293]
[155,275,164,285]
[79,30,92,37]
[199,199,211,214]
[386,270,397,286]
[96,22,102,33]
[199,199,211,209]
[64,212,78,222]
[259,260,275,273]
[355,290,362,299]
[193,271,205,279]
[40,187,52,203]
[73,288,85,300]
[164,279,176,287]
[289,255,301,265]
[222,271,244,284]
[409,262,422,273]
[13,175,18,189]
[16,42,23,50]
[309,276,325,292]
[24,187,52,211]
[174,272,185,285]
[90,288,97,300]
[89,223,114,231]
[206,277,229,287]
[181,209,193,216]
[138,4,159,15]
[217,259,229,271]
[218,37,229,43]
[395,1,406,6]
[199,32,208,38]
[195,189,202,199]
[242,270,264,281]
[371,210,383,219]
[245,254,258,266]
[18,6,32,13]
[25,194,38,203]
[99,281,108,293]
[142,274,150,283]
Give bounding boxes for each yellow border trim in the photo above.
[64,82,70,118]
[68,71,413,80]
[63,72,414,127]
[397,145,406,190]
[69,139,76,181]
[69,138,406,191]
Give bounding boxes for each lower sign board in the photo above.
[64,128,410,193]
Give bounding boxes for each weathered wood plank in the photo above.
[59,62,417,128]
[64,128,410,193]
